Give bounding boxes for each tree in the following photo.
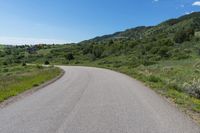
[66,53,74,61]
[174,28,195,43]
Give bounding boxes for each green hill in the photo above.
[1,12,200,119]
[1,12,200,67]
[84,12,200,43]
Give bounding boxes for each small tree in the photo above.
[66,53,74,61]
[44,60,50,65]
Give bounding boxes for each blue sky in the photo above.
[0,0,200,45]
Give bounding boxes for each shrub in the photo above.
[158,46,171,58]
[22,62,26,66]
[148,75,162,83]
[174,28,195,43]
[194,62,200,69]
[65,53,74,61]
[183,79,200,99]
[92,46,103,58]
[44,60,50,65]
[171,49,190,60]
[33,83,39,87]
[131,56,141,67]
[3,62,8,66]
[166,80,182,92]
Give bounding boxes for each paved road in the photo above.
[0,66,199,133]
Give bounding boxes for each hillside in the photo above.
[84,12,200,43]
[0,12,200,66]
[1,12,200,121]
[1,12,200,71]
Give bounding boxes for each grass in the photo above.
[109,60,200,123]
[0,65,61,102]
[71,57,200,123]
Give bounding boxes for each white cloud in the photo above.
[0,36,67,45]
[192,1,200,6]
[185,11,194,15]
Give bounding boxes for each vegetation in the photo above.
[1,12,200,121]
[0,65,61,102]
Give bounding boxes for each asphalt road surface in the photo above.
[0,66,199,133]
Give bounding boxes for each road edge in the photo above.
[0,67,65,108]
[65,65,200,126]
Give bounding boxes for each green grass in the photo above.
[72,57,200,123]
[0,12,200,123]
[0,65,61,102]
[110,61,200,123]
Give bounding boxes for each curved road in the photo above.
[0,66,199,133]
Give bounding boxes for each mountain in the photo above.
[82,12,200,43]
[1,12,200,66]
[87,26,151,42]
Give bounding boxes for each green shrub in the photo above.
[44,60,50,65]
[174,28,195,43]
[3,61,8,66]
[33,83,39,87]
[158,46,171,58]
[183,79,200,99]
[65,53,74,61]
[22,62,26,66]
[148,75,162,83]
[166,80,182,92]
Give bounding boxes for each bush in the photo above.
[183,79,200,99]
[174,28,195,43]
[166,80,182,92]
[148,75,162,83]
[158,46,171,58]
[22,62,26,66]
[33,83,39,87]
[65,53,74,61]
[92,46,103,58]
[130,56,141,67]
[3,62,8,66]
[44,60,50,65]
